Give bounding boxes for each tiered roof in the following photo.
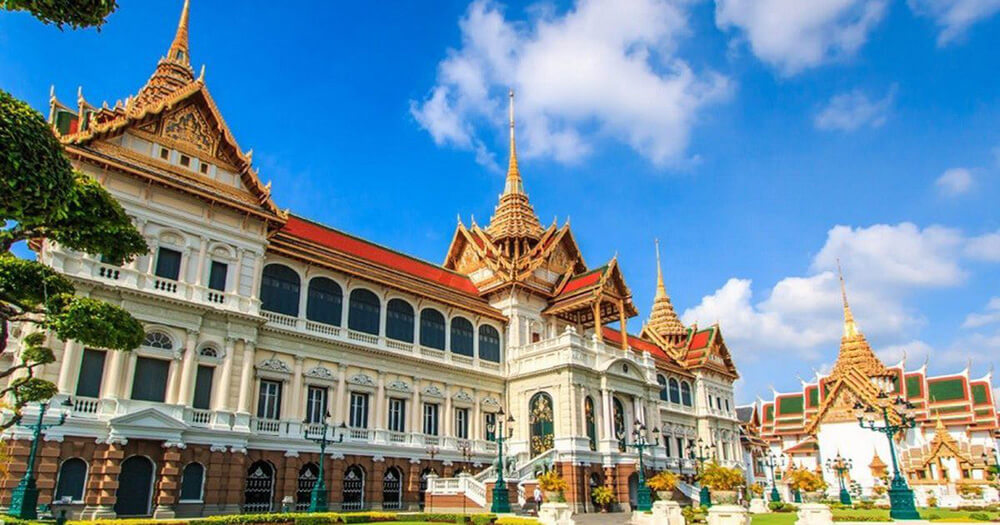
[641,240,687,345]
[485,91,543,241]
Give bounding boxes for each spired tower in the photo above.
[641,239,689,351]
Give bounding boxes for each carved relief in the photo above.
[348,373,375,387]
[387,380,411,393]
[256,357,291,374]
[305,366,335,381]
[423,385,444,398]
[163,105,215,154]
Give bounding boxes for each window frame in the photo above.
[179,462,205,503]
[423,403,439,436]
[154,247,183,281]
[257,379,283,420]
[305,386,328,424]
[454,407,469,439]
[349,392,369,429]
[130,356,170,403]
[387,398,406,433]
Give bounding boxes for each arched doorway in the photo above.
[613,398,626,452]
[244,461,275,513]
[588,473,603,512]
[296,463,319,512]
[342,465,365,511]
[529,392,554,457]
[418,467,436,509]
[114,456,154,516]
[628,472,639,511]
[382,467,402,510]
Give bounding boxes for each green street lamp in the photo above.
[688,438,716,507]
[826,453,854,505]
[303,416,344,513]
[854,392,920,520]
[8,400,72,520]
[487,408,514,513]
[762,453,785,503]
[626,420,658,512]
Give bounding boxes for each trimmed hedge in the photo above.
[64,512,501,525]
[832,514,892,522]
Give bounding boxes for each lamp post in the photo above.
[487,408,514,513]
[826,453,854,505]
[688,438,716,507]
[303,415,344,513]
[7,400,71,520]
[626,420,658,512]
[459,442,473,516]
[854,391,920,520]
[762,453,785,503]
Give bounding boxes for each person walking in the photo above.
[533,486,543,515]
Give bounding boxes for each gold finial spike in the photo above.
[198,64,205,81]
[503,88,524,195]
[168,0,192,65]
[655,238,667,300]
[838,259,858,337]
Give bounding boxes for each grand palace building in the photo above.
[0,2,746,518]
[753,274,1000,507]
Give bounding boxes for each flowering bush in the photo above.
[647,471,680,492]
[698,462,745,491]
[787,469,828,492]
[537,470,568,493]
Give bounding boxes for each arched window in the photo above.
[260,264,300,316]
[55,458,87,502]
[244,460,275,513]
[584,396,597,451]
[529,392,554,457]
[342,465,365,511]
[419,309,446,350]
[418,467,437,508]
[450,317,474,356]
[382,467,402,510]
[613,398,626,452]
[114,456,155,516]
[478,325,501,362]
[199,346,218,358]
[680,381,693,407]
[386,299,414,342]
[143,331,173,350]
[657,375,669,402]
[295,463,319,512]
[306,277,342,326]
[179,462,204,502]
[348,289,380,335]
[669,378,681,404]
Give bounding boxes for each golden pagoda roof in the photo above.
[644,239,687,341]
[829,264,891,379]
[869,448,887,469]
[133,0,195,112]
[485,90,543,241]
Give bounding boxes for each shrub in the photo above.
[768,502,798,513]
[969,513,991,521]
[927,495,938,508]
[750,484,764,496]
[495,518,539,525]
[537,470,568,493]
[647,471,680,492]
[959,485,985,499]
[698,462,745,491]
[682,506,707,524]
[787,469,827,493]
[832,514,892,522]
[591,485,615,508]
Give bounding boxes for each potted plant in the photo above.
[647,470,680,500]
[592,485,616,513]
[787,469,828,502]
[537,470,569,503]
[750,484,765,498]
[699,462,745,504]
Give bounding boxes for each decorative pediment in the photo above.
[348,373,375,387]
[453,390,473,403]
[109,407,187,430]
[305,366,335,381]
[162,103,216,154]
[256,357,292,374]
[481,396,501,409]
[387,380,412,393]
[423,385,444,398]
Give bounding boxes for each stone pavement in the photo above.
[572,511,632,525]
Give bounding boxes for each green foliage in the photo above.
[495,518,539,525]
[698,462,745,491]
[646,470,679,492]
[831,514,892,522]
[968,512,991,521]
[786,469,827,492]
[769,502,798,513]
[47,294,144,351]
[3,0,118,29]
[0,253,74,309]
[682,505,707,524]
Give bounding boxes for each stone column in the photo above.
[213,337,236,411]
[375,372,386,431]
[411,380,422,434]
[153,443,183,518]
[290,356,305,420]
[223,448,247,514]
[80,441,124,519]
[177,329,200,406]
[236,341,256,414]
[56,340,82,394]
[179,246,193,283]
[230,248,245,295]
[249,251,264,301]
[473,392,481,441]
[102,349,126,399]
[194,236,209,287]
[333,365,347,426]
[443,385,453,438]
[145,237,159,275]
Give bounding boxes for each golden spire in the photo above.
[645,239,686,343]
[830,261,890,380]
[132,0,196,112]
[838,259,858,338]
[485,89,542,242]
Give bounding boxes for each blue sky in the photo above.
[3,0,999,402]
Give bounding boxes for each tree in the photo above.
[1,88,145,429]
[3,0,118,29]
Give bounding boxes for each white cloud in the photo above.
[965,231,1000,261]
[935,167,974,196]
[411,0,731,168]
[814,85,896,131]
[876,339,934,365]
[963,297,1000,328]
[907,0,1000,46]
[682,223,993,363]
[714,0,889,75]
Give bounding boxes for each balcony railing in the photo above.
[254,418,281,434]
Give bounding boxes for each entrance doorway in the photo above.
[114,456,154,516]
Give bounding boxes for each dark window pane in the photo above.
[478,325,501,362]
[155,247,182,280]
[192,365,214,410]
[348,289,380,335]
[260,264,301,316]
[450,317,474,357]
[131,357,169,402]
[669,379,681,404]
[76,349,106,398]
[55,458,87,502]
[208,261,227,291]
[386,299,414,342]
[306,277,342,326]
[179,463,204,501]
[257,380,282,419]
[420,309,445,350]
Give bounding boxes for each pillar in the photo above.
[213,337,236,411]
[153,444,182,518]
[334,365,347,426]
[194,237,209,287]
[103,350,126,399]
[177,329,199,406]
[375,372,386,431]
[56,340,82,394]
[290,356,305,420]
[236,341,256,414]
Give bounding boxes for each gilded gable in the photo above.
[163,104,216,154]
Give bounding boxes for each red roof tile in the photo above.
[282,216,480,295]
[560,268,604,295]
[688,328,713,350]
[601,327,671,362]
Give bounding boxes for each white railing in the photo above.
[388,431,407,443]
[423,435,440,446]
[97,264,121,280]
[348,428,372,441]
[73,397,100,416]
[206,290,225,304]
[385,339,413,352]
[254,418,281,434]
[305,320,341,337]
[153,278,178,293]
[190,409,211,425]
[347,330,379,345]
[262,310,297,328]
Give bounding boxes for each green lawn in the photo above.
[750,507,1000,524]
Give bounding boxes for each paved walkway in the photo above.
[572,511,632,525]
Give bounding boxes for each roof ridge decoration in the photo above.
[830,262,890,380]
[485,90,543,241]
[133,0,195,112]
[644,238,687,342]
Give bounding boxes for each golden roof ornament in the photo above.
[133,0,196,111]
[485,89,543,242]
[646,238,687,342]
[829,262,891,380]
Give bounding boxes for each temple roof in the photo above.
[830,265,891,380]
[600,326,691,375]
[484,90,543,241]
[643,239,687,341]
[133,0,195,111]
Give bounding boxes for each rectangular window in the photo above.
[199,162,209,174]
[192,365,214,410]
[677,438,685,459]
[455,407,469,439]
[159,147,169,160]
[131,357,169,402]
[257,380,282,420]
[179,154,191,167]
[484,412,496,441]
[306,386,328,424]
[725,399,730,411]
[154,247,182,280]
[423,403,439,435]
[349,392,369,428]
[75,348,106,398]
[388,398,406,432]
[665,438,672,457]
[208,261,228,291]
